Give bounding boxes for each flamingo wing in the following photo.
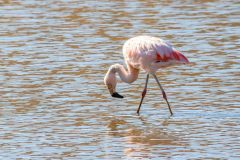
[155,43,189,63]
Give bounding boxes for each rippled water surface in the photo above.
[1,0,240,159]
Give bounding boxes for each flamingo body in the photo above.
[123,36,189,73]
[104,36,189,115]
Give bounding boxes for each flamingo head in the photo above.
[104,65,124,98]
[104,82,124,98]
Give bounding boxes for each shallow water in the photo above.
[0,0,240,159]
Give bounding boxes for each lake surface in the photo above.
[0,0,240,159]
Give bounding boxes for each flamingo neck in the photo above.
[104,63,139,95]
[113,63,139,84]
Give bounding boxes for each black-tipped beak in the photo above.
[111,92,124,98]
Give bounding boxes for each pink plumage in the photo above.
[104,36,189,115]
[122,36,189,73]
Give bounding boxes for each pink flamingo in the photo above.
[104,36,189,115]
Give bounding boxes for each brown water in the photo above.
[1,0,240,159]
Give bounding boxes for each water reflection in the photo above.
[109,116,183,144]
[107,116,186,158]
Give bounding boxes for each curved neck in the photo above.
[114,63,139,83]
[104,63,139,95]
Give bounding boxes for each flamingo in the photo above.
[104,36,189,115]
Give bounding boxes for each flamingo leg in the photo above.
[137,74,149,114]
[152,74,173,115]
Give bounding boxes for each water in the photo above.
[1,0,240,159]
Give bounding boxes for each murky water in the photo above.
[1,0,240,159]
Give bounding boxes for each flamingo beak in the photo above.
[112,92,124,98]
[105,83,124,98]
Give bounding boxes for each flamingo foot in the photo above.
[112,92,124,98]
